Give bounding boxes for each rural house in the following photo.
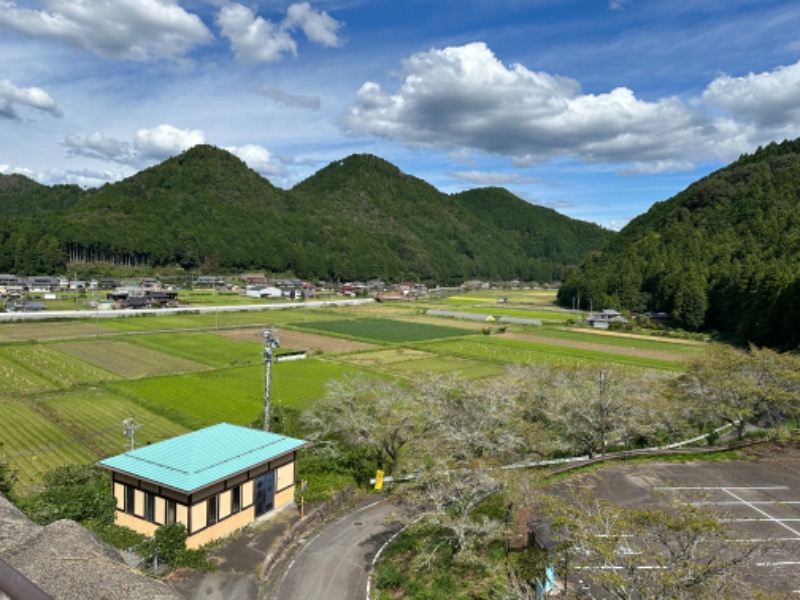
[98,423,307,549]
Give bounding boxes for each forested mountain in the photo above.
[0,145,612,284]
[558,138,800,349]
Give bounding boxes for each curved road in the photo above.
[267,499,400,600]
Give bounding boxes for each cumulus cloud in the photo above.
[134,124,205,159]
[258,83,321,109]
[342,43,714,169]
[217,3,296,62]
[217,2,343,63]
[0,0,212,61]
[0,79,62,119]
[226,143,289,178]
[64,131,137,163]
[285,2,343,47]
[344,43,800,173]
[701,60,800,129]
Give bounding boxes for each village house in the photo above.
[98,423,307,549]
[586,309,628,329]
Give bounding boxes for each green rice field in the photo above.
[294,317,472,343]
[0,295,700,489]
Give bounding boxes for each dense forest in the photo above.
[558,138,800,349]
[0,145,612,284]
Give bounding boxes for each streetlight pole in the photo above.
[262,329,280,431]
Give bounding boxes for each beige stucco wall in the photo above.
[115,511,159,537]
[113,482,124,510]
[154,496,166,525]
[276,462,295,491]
[190,501,208,534]
[242,480,254,506]
[133,489,144,518]
[219,489,232,518]
[274,486,294,510]
[186,506,255,549]
[176,503,189,528]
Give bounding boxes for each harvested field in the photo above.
[0,321,116,342]
[213,327,376,354]
[503,332,691,363]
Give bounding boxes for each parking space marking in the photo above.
[722,488,800,538]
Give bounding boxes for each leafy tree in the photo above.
[673,344,800,440]
[302,376,425,476]
[541,488,764,599]
[18,464,115,526]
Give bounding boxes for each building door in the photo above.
[254,471,275,517]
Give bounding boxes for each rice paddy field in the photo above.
[0,289,703,491]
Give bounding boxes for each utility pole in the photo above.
[262,329,280,431]
[599,370,608,457]
[122,416,142,451]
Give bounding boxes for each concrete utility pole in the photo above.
[122,416,142,451]
[262,329,280,431]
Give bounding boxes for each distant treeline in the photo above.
[558,138,800,349]
[0,146,612,284]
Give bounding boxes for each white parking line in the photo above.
[722,488,800,538]
[656,486,789,491]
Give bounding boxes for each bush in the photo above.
[18,464,115,526]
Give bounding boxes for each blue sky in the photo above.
[1,0,799,230]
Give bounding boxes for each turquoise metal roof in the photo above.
[98,423,307,493]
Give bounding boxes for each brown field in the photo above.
[213,327,376,354]
[0,321,116,342]
[503,332,690,363]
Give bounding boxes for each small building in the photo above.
[98,423,306,549]
[586,309,628,329]
[246,285,283,299]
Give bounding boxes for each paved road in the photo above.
[267,499,400,600]
[0,298,374,322]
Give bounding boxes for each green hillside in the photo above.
[558,138,800,349]
[0,145,613,283]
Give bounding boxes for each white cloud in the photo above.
[342,42,715,168]
[701,60,800,129]
[447,170,543,185]
[258,83,321,110]
[285,2,343,48]
[226,143,289,178]
[0,78,62,119]
[217,2,343,63]
[0,0,212,61]
[618,159,696,176]
[64,131,137,163]
[217,3,296,63]
[133,124,205,159]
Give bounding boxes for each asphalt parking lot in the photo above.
[565,443,800,596]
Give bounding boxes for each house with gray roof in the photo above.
[98,423,307,549]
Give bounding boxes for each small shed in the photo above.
[98,423,307,548]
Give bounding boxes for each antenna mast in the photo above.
[122,416,142,451]
[262,329,280,431]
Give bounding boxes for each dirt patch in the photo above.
[213,327,376,354]
[503,332,689,363]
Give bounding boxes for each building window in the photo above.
[145,492,155,522]
[207,496,218,527]
[166,499,176,525]
[231,486,241,514]
[125,485,135,515]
